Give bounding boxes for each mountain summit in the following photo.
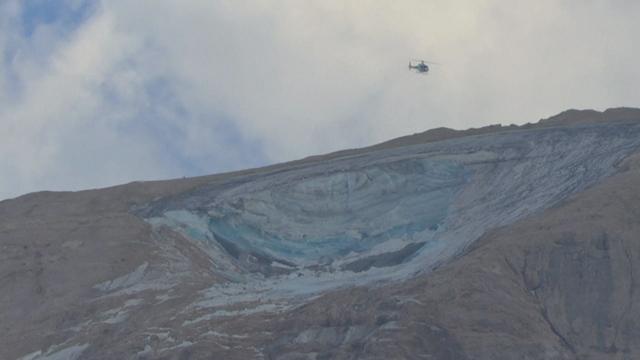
[3,108,640,359]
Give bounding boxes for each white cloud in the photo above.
[0,3,170,199]
[1,0,639,200]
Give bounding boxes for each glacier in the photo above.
[10,112,640,360]
[136,121,640,303]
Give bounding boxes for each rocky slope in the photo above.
[2,108,640,359]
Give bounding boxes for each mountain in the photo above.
[2,108,640,359]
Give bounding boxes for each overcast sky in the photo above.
[1,0,639,200]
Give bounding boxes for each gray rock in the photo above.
[2,108,640,359]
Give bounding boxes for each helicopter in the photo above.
[408,59,439,74]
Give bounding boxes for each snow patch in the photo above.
[18,344,89,360]
[94,263,148,292]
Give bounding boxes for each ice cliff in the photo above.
[135,120,640,298]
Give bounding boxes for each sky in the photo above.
[1,0,639,200]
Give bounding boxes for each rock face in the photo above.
[2,108,640,359]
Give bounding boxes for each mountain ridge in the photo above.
[4,107,638,207]
[3,107,640,359]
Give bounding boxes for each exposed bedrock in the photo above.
[5,109,640,359]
